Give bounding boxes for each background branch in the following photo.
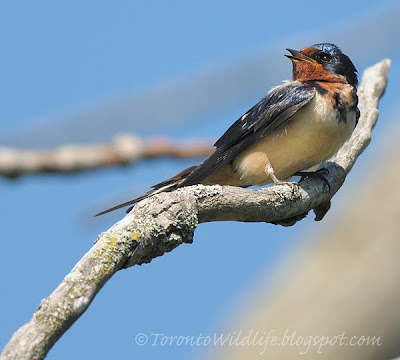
[0,59,390,360]
[0,136,213,178]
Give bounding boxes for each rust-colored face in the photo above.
[286,46,345,83]
[285,42,359,87]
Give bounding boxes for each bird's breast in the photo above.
[232,87,357,185]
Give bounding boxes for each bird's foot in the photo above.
[267,166,299,190]
[273,179,299,190]
[295,168,330,191]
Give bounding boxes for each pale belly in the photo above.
[204,94,356,187]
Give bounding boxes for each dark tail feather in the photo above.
[94,192,154,216]
[94,165,198,216]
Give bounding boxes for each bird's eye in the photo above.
[317,52,332,63]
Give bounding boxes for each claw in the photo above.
[274,179,299,189]
[267,165,300,190]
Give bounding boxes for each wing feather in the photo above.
[180,81,316,186]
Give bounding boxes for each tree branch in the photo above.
[0,59,390,360]
[0,136,213,178]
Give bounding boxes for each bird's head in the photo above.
[286,43,358,87]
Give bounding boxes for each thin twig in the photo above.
[0,136,213,178]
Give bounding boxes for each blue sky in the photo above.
[1,1,399,359]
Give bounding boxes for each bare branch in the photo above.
[0,136,213,178]
[0,59,390,360]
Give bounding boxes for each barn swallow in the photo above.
[96,43,359,216]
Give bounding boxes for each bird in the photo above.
[96,43,359,216]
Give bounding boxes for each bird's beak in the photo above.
[285,49,317,64]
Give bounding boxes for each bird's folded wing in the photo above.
[180,81,316,186]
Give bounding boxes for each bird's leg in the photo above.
[265,163,305,225]
[295,168,330,191]
[266,164,297,189]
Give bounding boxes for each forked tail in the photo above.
[95,165,198,216]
